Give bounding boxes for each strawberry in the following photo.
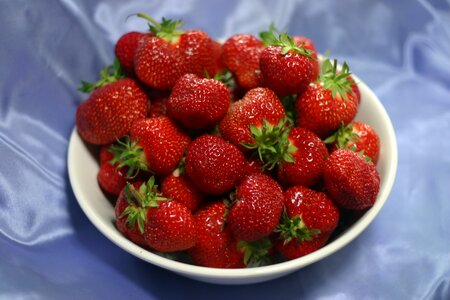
[185,134,246,195]
[161,169,206,212]
[324,122,380,164]
[243,158,264,176]
[227,174,284,241]
[188,202,244,268]
[295,58,359,138]
[221,34,264,90]
[76,61,148,145]
[259,32,315,97]
[324,149,380,210]
[276,233,330,260]
[109,117,190,176]
[292,36,319,81]
[144,199,197,252]
[148,94,168,118]
[97,160,128,196]
[277,127,328,187]
[167,74,231,130]
[218,87,285,152]
[114,31,149,76]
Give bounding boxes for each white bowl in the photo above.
[68,71,398,285]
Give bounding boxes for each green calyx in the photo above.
[213,69,235,89]
[109,136,149,178]
[237,237,272,267]
[120,176,169,234]
[259,23,315,59]
[319,58,353,101]
[276,211,321,244]
[135,13,184,43]
[242,118,297,170]
[323,122,359,149]
[78,58,124,93]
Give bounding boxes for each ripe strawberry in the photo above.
[148,95,168,118]
[109,117,190,176]
[292,36,319,81]
[222,34,264,90]
[295,59,359,138]
[277,127,328,187]
[324,149,380,210]
[114,182,149,247]
[243,158,264,176]
[185,134,246,195]
[99,145,114,164]
[276,233,331,260]
[188,202,244,268]
[324,122,380,164]
[218,87,285,152]
[259,32,315,97]
[161,170,206,212]
[76,61,148,145]
[114,31,149,76]
[144,199,197,252]
[227,174,284,241]
[167,74,231,130]
[97,160,128,196]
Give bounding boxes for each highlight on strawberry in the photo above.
[75,14,381,269]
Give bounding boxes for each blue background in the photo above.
[1,0,449,299]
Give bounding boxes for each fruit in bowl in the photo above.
[68,15,397,284]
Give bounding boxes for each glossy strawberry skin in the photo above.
[278,127,328,187]
[130,117,190,175]
[222,34,264,90]
[97,161,128,196]
[161,173,206,212]
[284,186,340,235]
[348,122,380,164]
[114,31,149,76]
[260,46,314,97]
[219,87,285,151]
[167,74,231,130]
[276,233,330,260]
[134,37,187,90]
[296,82,359,138]
[185,134,246,195]
[228,174,284,242]
[76,78,148,145]
[188,202,244,268]
[114,183,147,247]
[177,30,221,78]
[144,200,197,252]
[292,36,319,81]
[324,149,380,210]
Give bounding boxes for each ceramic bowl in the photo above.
[68,68,398,285]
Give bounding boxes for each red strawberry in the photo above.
[76,62,148,145]
[296,59,359,138]
[243,158,264,176]
[99,145,114,164]
[276,233,330,260]
[109,117,190,176]
[188,202,244,268]
[97,160,128,196]
[114,182,148,247]
[348,76,361,104]
[185,134,246,195]
[177,30,222,78]
[222,34,264,90]
[148,94,168,118]
[259,33,315,97]
[292,36,319,81]
[161,170,206,212]
[228,174,284,241]
[324,122,380,164]
[218,87,285,152]
[324,149,380,210]
[277,127,328,187]
[144,199,197,252]
[114,31,149,76]
[167,74,231,130]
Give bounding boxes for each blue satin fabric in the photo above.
[1,0,449,299]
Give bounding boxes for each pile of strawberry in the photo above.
[76,14,381,268]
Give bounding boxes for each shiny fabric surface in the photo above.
[1,0,449,299]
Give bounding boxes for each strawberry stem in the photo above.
[237,237,272,267]
[319,58,354,101]
[109,136,149,178]
[135,13,184,43]
[78,58,124,93]
[323,122,360,148]
[276,211,321,244]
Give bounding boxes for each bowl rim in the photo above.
[67,71,398,280]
